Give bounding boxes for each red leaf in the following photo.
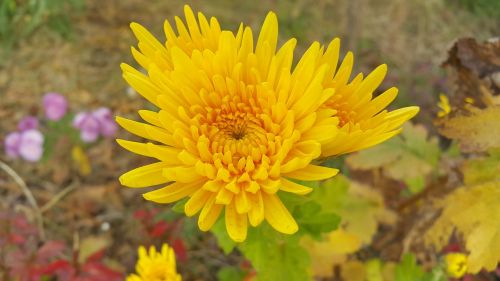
[442,243,462,253]
[171,239,187,262]
[81,262,123,281]
[133,209,150,220]
[38,260,72,276]
[37,241,66,261]
[150,221,169,238]
[86,249,106,262]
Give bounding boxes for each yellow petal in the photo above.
[352,64,387,102]
[225,200,248,242]
[235,190,250,214]
[198,194,223,231]
[119,162,170,188]
[163,166,204,183]
[185,188,210,216]
[116,116,173,145]
[142,180,202,203]
[138,110,162,127]
[248,191,264,226]
[262,193,298,234]
[280,178,313,195]
[284,164,339,181]
[256,12,278,58]
[116,139,153,158]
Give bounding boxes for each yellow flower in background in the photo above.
[437,93,451,118]
[127,244,181,281]
[319,50,419,156]
[116,5,417,242]
[445,253,467,278]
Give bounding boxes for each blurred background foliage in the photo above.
[0,0,498,280]
[0,0,84,50]
[0,0,497,126]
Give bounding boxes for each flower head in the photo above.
[5,132,21,158]
[319,54,419,156]
[92,107,118,137]
[116,5,417,241]
[4,129,44,162]
[73,112,100,143]
[18,116,39,131]
[445,253,467,278]
[43,93,68,121]
[73,107,117,143]
[127,244,181,281]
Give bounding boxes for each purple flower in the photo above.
[92,107,117,137]
[4,130,44,162]
[73,112,100,143]
[18,116,39,131]
[18,130,44,162]
[73,108,117,143]
[5,132,21,158]
[43,93,67,121]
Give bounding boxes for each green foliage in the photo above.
[395,253,446,281]
[239,223,311,281]
[217,267,246,281]
[211,180,342,280]
[0,0,84,54]
[449,0,500,18]
[293,201,341,239]
[347,123,441,194]
[462,149,500,186]
[172,198,188,213]
[212,218,237,255]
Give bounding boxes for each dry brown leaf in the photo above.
[438,107,500,152]
[443,37,500,111]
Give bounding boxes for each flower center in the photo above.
[230,126,246,140]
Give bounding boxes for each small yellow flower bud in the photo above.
[445,253,467,278]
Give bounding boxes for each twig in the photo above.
[0,160,45,240]
[40,182,78,213]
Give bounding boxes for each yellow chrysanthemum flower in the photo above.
[127,244,181,281]
[445,253,467,278]
[116,5,417,242]
[318,50,419,156]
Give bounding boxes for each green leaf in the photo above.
[347,123,441,193]
[217,266,246,281]
[211,217,237,254]
[395,253,426,281]
[239,223,311,281]
[462,149,500,185]
[365,259,384,281]
[294,201,340,239]
[172,198,188,213]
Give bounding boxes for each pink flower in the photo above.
[18,116,39,131]
[73,113,100,143]
[92,107,117,137]
[73,108,117,143]
[5,132,21,158]
[4,130,44,162]
[43,93,67,121]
